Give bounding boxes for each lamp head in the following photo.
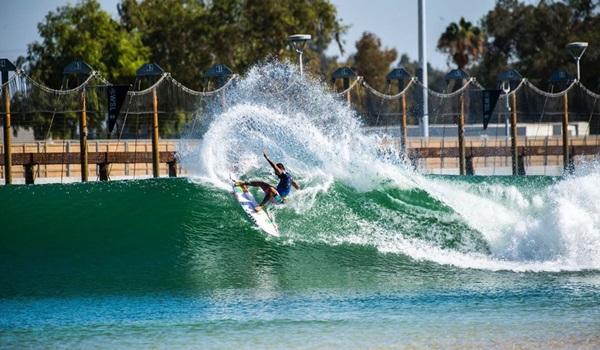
[288,34,312,53]
[566,42,588,60]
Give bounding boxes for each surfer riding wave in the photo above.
[235,150,300,212]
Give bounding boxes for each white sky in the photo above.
[1,0,504,70]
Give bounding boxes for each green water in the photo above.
[1,178,599,348]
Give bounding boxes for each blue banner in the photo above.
[482,89,501,130]
[107,85,129,133]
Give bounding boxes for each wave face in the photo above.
[1,175,599,299]
[2,63,600,299]
[176,62,600,273]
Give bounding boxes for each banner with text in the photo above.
[482,89,501,130]
[107,85,129,133]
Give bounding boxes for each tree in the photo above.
[14,0,149,139]
[437,17,485,70]
[347,32,397,124]
[24,0,149,86]
[350,32,397,91]
[478,0,600,88]
[232,0,346,80]
[118,0,211,89]
[118,0,346,86]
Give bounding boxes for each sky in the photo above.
[1,0,500,71]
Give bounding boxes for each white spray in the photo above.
[180,62,600,272]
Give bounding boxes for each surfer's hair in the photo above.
[277,163,285,170]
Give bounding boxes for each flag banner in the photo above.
[107,85,129,133]
[482,89,501,130]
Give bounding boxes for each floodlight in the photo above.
[566,42,588,81]
[288,34,311,76]
[566,42,588,59]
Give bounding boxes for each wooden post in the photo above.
[510,93,518,175]
[465,154,474,175]
[168,160,177,177]
[458,93,466,175]
[24,163,34,184]
[124,141,129,176]
[79,89,88,182]
[410,155,418,170]
[562,93,571,173]
[99,162,109,181]
[66,141,71,177]
[400,93,408,153]
[151,88,160,178]
[2,71,11,184]
[567,152,574,173]
[518,153,526,176]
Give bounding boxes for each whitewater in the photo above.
[180,61,600,273]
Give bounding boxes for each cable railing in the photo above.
[2,67,599,103]
[1,64,600,181]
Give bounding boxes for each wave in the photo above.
[2,62,596,288]
[0,176,598,299]
[177,61,600,273]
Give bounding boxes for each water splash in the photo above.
[179,61,600,272]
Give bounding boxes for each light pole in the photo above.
[501,81,511,139]
[418,0,429,138]
[288,34,311,76]
[566,42,588,81]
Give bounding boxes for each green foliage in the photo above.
[24,0,149,86]
[437,17,485,70]
[478,0,599,88]
[14,0,149,139]
[349,32,397,91]
[118,0,211,89]
[119,0,346,87]
[346,32,397,123]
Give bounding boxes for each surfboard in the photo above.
[231,180,280,237]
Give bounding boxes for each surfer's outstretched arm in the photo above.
[292,180,300,190]
[263,150,283,176]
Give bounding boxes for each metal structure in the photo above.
[1,61,600,182]
[497,69,523,90]
[332,66,357,104]
[135,63,164,178]
[445,69,469,175]
[566,42,588,81]
[135,63,164,78]
[63,60,93,182]
[288,34,311,76]
[205,64,233,88]
[63,60,92,76]
[550,69,576,174]
[550,69,574,85]
[497,69,523,139]
[417,0,429,138]
[497,70,521,175]
[386,67,412,151]
[500,80,511,139]
[0,58,16,184]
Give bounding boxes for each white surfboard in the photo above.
[231,181,280,237]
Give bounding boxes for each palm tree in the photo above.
[437,17,486,69]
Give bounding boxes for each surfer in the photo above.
[236,150,300,212]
